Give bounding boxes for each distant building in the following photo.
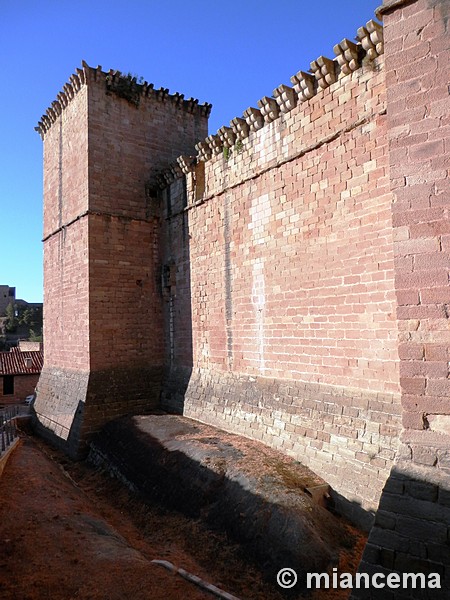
[0,347,43,403]
[0,285,15,315]
[18,340,42,352]
[0,286,43,349]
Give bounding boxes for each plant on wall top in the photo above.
[106,72,144,107]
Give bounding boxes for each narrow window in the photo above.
[182,176,188,209]
[166,186,172,217]
[195,161,205,201]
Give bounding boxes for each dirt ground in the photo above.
[0,432,366,600]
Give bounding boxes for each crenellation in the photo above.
[57,92,68,108]
[177,155,196,175]
[76,66,87,84]
[35,61,211,139]
[273,83,297,113]
[217,125,236,148]
[357,19,384,60]
[243,106,264,132]
[163,169,176,187]
[195,140,212,161]
[69,73,81,91]
[310,55,338,89]
[199,102,212,117]
[155,87,170,101]
[63,83,74,100]
[230,116,250,141]
[172,92,185,106]
[185,97,199,113]
[155,173,168,190]
[333,39,361,75]
[142,81,154,96]
[184,19,384,169]
[169,162,183,180]
[257,95,280,123]
[37,115,50,135]
[51,100,62,116]
[46,107,57,124]
[206,133,222,155]
[290,70,316,102]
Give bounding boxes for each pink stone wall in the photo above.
[162,48,402,518]
[36,67,209,455]
[353,0,450,594]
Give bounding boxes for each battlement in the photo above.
[35,61,212,139]
[153,19,384,185]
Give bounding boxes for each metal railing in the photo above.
[1,406,19,454]
[33,410,70,440]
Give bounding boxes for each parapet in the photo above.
[35,61,212,139]
[161,18,384,182]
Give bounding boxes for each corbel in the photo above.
[290,71,316,102]
[257,96,280,123]
[310,56,337,89]
[273,84,297,113]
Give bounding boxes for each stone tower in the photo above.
[34,63,210,456]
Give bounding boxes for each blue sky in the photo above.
[0,0,380,304]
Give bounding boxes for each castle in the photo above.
[33,0,449,597]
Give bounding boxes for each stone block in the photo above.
[310,55,337,89]
[273,84,297,113]
[257,96,280,123]
[333,39,361,75]
[243,106,264,131]
[357,19,384,60]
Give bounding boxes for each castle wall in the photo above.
[0,285,16,316]
[161,43,402,522]
[34,0,449,579]
[35,66,209,455]
[354,0,450,596]
[36,85,91,451]
[160,179,194,406]
[41,87,90,370]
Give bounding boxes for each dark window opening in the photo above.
[166,186,172,217]
[195,161,205,201]
[182,177,188,209]
[3,375,14,395]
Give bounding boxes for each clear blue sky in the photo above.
[0,0,380,304]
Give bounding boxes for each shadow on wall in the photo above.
[154,181,450,597]
[350,460,450,600]
[32,399,86,458]
[159,181,194,414]
[89,413,369,598]
[330,489,375,533]
[155,174,399,536]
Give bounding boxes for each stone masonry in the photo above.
[34,65,210,456]
[35,0,449,593]
[351,0,450,597]
[161,14,401,525]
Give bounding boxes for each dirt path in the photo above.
[0,434,365,599]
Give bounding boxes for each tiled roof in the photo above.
[0,348,44,376]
